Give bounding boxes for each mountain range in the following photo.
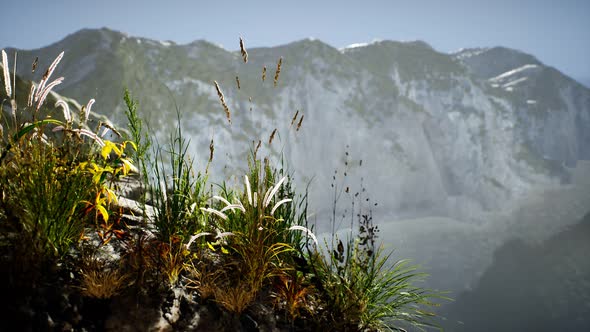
[7,28,589,221]
[4,28,590,308]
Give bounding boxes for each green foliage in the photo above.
[0,50,136,280]
[0,142,94,258]
[149,111,207,242]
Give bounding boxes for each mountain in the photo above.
[9,28,590,226]
[5,28,590,310]
[440,212,590,332]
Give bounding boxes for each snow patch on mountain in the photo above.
[452,47,489,59]
[489,64,539,82]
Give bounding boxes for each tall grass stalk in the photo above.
[148,110,207,243]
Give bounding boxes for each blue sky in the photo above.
[2,0,589,85]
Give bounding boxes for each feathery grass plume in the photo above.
[244,175,253,205]
[213,195,232,207]
[12,51,16,98]
[273,57,283,87]
[35,51,64,102]
[36,77,64,112]
[262,66,267,81]
[220,203,246,213]
[296,114,304,131]
[81,98,95,124]
[288,225,318,246]
[55,100,71,124]
[185,232,212,249]
[27,84,35,107]
[2,50,11,97]
[31,56,38,73]
[269,128,277,145]
[97,121,121,138]
[53,126,105,147]
[200,207,228,221]
[270,198,292,216]
[290,110,299,127]
[10,99,16,121]
[213,81,231,124]
[213,195,246,213]
[236,76,241,89]
[263,176,287,208]
[239,36,248,63]
[72,128,106,147]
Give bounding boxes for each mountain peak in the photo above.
[282,38,336,50]
[453,46,542,79]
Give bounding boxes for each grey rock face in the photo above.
[9,28,590,224]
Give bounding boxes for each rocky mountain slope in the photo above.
[440,211,590,332]
[9,28,589,226]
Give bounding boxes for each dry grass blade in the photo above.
[269,128,277,145]
[80,261,129,299]
[262,66,267,82]
[274,57,283,87]
[185,261,224,300]
[239,37,248,63]
[214,284,256,314]
[235,76,241,89]
[214,80,231,124]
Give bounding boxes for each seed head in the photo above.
[273,57,283,87]
[31,56,38,73]
[296,114,304,131]
[239,37,248,63]
[269,128,277,145]
[2,50,11,97]
[213,81,231,124]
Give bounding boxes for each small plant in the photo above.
[157,238,188,287]
[80,258,130,299]
[213,283,257,314]
[272,270,316,322]
[148,110,208,243]
[185,255,225,301]
[311,197,444,331]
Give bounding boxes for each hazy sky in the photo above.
[2,0,589,85]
